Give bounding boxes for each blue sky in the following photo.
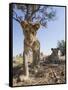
[13,6,65,57]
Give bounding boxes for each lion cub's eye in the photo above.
[31,31,35,35]
[25,30,28,33]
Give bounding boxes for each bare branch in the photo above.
[25,5,29,20]
[13,16,21,23]
[27,5,40,21]
[13,10,22,23]
[13,4,56,27]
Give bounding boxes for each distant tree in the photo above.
[19,53,23,57]
[40,52,43,56]
[57,40,66,56]
[16,55,18,58]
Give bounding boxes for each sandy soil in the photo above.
[12,58,66,87]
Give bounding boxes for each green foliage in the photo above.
[57,40,66,56]
[13,4,56,27]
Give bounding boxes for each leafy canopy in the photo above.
[13,4,56,27]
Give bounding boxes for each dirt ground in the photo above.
[13,58,66,87]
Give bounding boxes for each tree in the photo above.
[13,4,56,26]
[40,52,43,56]
[57,40,66,56]
[12,4,56,78]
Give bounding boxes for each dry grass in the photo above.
[12,56,66,87]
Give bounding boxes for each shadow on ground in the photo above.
[12,59,66,87]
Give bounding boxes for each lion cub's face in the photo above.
[21,21,40,42]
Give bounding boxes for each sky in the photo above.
[13,6,65,57]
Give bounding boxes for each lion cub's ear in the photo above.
[33,23,40,31]
[21,21,28,29]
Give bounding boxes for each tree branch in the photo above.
[13,16,21,23]
[13,10,22,23]
[24,5,29,20]
[27,5,40,21]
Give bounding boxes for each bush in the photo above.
[57,40,66,56]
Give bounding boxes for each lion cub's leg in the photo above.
[32,40,40,69]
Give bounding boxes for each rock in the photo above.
[13,78,17,84]
[60,71,64,76]
[17,77,21,82]
[19,75,30,82]
[35,69,44,77]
